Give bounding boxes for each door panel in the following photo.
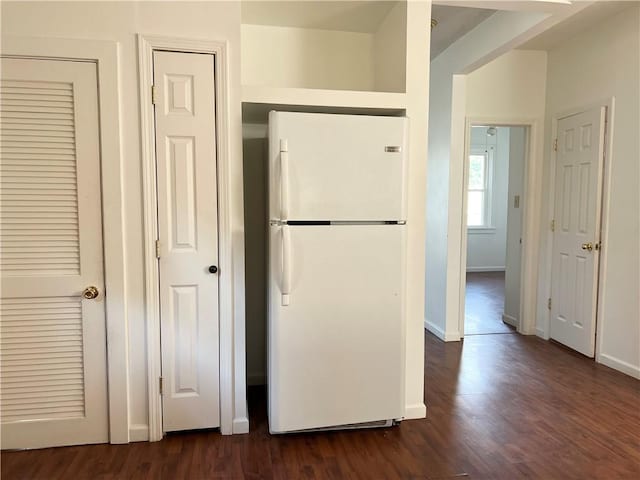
[268,112,408,221]
[0,58,108,449]
[550,107,605,357]
[154,51,220,432]
[268,225,405,433]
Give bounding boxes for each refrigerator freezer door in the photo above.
[268,225,406,433]
[269,111,408,221]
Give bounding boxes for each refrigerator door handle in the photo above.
[281,224,291,306]
[280,140,289,220]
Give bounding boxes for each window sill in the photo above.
[467,226,496,234]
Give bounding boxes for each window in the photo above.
[467,149,492,227]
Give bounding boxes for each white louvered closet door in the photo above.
[0,58,108,449]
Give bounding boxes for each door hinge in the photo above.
[151,85,157,105]
[159,377,163,395]
[553,138,558,152]
[155,240,161,259]
[550,219,555,232]
[548,298,552,310]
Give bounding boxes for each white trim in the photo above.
[424,319,460,342]
[502,313,518,328]
[2,36,129,444]
[536,327,548,339]
[466,266,505,272]
[137,34,246,439]
[457,118,539,339]
[597,354,640,380]
[467,227,497,234]
[544,98,615,357]
[129,424,150,443]
[404,403,427,420]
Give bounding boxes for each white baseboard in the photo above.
[424,319,445,340]
[466,266,506,273]
[247,372,266,386]
[129,424,149,442]
[502,313,518,327]
[232,416,250,434]
[536,327,549,339]
[424,319,460,342]
[404,402,426,419]
[598,354,640,379]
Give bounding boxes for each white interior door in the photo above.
[268,224,405,433]
[0,58,108,449]
[268,112,408,221]
[153,51,220,432]
[550,106,606,357]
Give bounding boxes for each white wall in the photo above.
[373,2,406,93]
[539,5,640,378]
[1,0,247,439]
[466,126,509,272]
[504,126,526,325]
[241,24,375,91]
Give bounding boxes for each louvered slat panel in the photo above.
[0,297,85,422]
[0,80,80,276]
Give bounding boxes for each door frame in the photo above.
[137,35,247,440]
[458,117,539,338]
[542,98,614,362]
[1,36,129,443]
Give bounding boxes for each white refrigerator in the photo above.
[267,111,408,433]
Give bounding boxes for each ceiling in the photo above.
[241,1,397,33]
[519,1,635,50]
[430,5,496,59]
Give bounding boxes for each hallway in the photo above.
[465,271,515,335]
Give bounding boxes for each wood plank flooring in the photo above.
[465,272,514,335]
[2,332,639,479]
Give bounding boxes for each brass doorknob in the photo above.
[82,286,99,299]
[581,242,593,252]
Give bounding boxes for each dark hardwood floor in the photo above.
[465,271,514,335]
[3,332,639,479]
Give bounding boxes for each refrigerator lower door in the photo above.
[268,224,406,433]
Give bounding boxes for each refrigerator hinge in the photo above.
[279,139,288,152]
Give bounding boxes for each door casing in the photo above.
[138,35,247,440]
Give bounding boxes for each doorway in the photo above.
[0,57,109,449]
[152,51,221,432]
[548,105,607,357]
[462,125,528,336]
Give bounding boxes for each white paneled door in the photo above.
[550,106,606,357]
[153,51,220,432]
[0,58,108,449]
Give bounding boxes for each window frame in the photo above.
[466,145,495,231]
